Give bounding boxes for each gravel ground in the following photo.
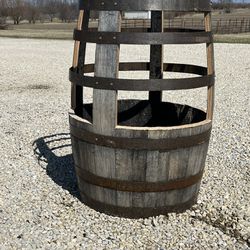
[0,37,249,249]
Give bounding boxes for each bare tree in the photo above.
[7,0,26,24]
[0,0,8,24]
[58,1,77,22]
[44,0,58,22]
[212,0,233,12]
[25,2,40,24]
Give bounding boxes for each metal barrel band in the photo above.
[69,62,214,91]
[69,71,214,91]
[78,189,198,218]
[70,125,211,151]
[75,165,204,192]
[79,0,211,12]
[74,30,212,45]
[82,62,208,75]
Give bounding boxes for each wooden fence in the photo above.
[122,17,250,34]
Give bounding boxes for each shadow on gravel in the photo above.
[33,133,80,200]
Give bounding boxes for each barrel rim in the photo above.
[79,0,211,12]
[69,109,212,132]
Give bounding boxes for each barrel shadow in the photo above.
[33,133,80,199]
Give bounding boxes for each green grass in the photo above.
[0,21,99,40]
[214,33,250,44]
[1,22,250,44]
[0,22,75,40]
[0,29,73,40]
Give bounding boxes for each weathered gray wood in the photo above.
[93,11,121,134]
[145,11,164,208]
[115,149,133,207]
[91,11,121,206]
[205,12,215,120]
[70,6,214,218]
[71,109,212,211]
[115,129,148,208]
[144,131,161,208]
[71,136,80,167]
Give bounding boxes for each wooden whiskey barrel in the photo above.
[69,0,215,218]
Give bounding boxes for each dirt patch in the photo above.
[27,84,51,90]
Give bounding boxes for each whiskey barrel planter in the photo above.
[69,0,215,218]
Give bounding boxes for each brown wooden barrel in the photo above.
[69,0,215,218]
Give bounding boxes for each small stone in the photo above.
[17,234,23,239]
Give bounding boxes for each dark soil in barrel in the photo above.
[82,100,206,127]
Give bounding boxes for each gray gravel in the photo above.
[0,37,249,250]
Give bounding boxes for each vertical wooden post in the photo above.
[146,11,164,206]
[149,11,163,103]
[92,11,121,205]
[72,11,83,69]
[205,12,215,120]
[71,11,84,115]
[71,10,90,117]
[93,11,121,135]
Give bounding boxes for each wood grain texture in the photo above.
[205,12,215,120]
[93,11,121,134]
[70,8,214,217]
[72,11,84,68]
[91,11,121,206]
[70,110,212,212]
[147,11,164,208]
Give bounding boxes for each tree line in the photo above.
[1,0,249,26]
[0,0,78,25]
[213,0,250,12]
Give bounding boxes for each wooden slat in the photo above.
[149,11,163,103]
[93,11,121,134]
[71,112,212,213]
[72,11,84,68]
[91,11,121,206]
[146,11,164,208]
[71,11,84,113]
[70,9,214,217]
[115,129,148,208]
[205,12,215,120]
[71,10,90,116]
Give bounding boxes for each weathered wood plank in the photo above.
[115,149,133,207]
[93,11,121,134]
[70,8,214,217]
[205,12,215,120]
[72,117,211,212]
[91,11,121,206]
[115,129,148,208]
[147,12,165,207]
